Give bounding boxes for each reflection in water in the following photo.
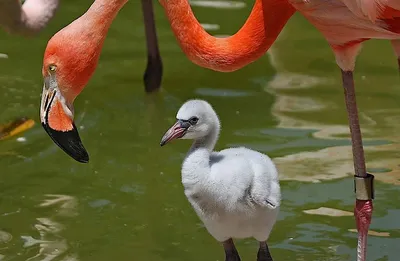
[347,229,390,237]
[21,194,78,261]
[303,207,353,217]
[301,207,391,236]
[276,145,354,182]
[0,230,12,244]
[262,28,400,185]
[39,195,78,218]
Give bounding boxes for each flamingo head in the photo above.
[40,22,106,163]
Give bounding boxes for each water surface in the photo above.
[0,0,399,260]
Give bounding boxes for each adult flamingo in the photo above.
[158,1,400,261]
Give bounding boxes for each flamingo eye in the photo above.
[48,64,57,72]
[189,117,199,125]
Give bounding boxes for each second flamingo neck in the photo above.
[160,0,295,72]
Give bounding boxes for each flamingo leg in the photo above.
[341,70,374,261]
[222,238,241,261]
[141,0,163,93]
[257,241,273,261]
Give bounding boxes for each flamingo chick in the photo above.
[160,100,281,261]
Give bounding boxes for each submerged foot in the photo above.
[225,250,241,261]
[223,238,241,261]
[143,55,162,93]
[257,241,273,261]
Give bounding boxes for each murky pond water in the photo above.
[1,0,399,260]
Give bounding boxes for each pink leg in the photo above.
[341,71,366,175]
[141,0,163,92]
[341,70,374,261]
[354,199,373,261]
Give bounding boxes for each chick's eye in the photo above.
[189,117,199,125]
[48,64,57,72]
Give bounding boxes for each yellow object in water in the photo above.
[0,117,35,140]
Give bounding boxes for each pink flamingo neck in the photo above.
[60,0,128,42]
[159,0,295,72]
[83,0,128,32]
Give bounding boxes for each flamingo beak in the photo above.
[160,120,190,146]
[40,74,89,163]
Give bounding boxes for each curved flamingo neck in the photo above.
[84,0,128,33]
[159,0,295,72]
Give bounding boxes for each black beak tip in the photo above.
[42,122,89,163]
[160,140,166,147]
[75,152,89,163]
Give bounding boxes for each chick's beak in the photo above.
[40,73,89,163]
[160,120,190,146]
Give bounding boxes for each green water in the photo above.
[1,0,400,260]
